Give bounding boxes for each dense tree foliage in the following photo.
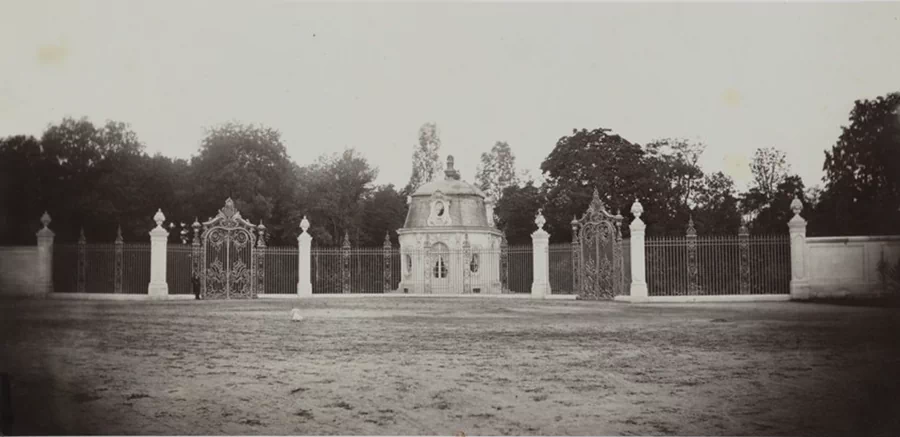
[814,92,900,236]
[3,92,896,247]
[300,149,379,246]
[494,182,544,245]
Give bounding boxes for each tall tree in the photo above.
[748,175,806,234]
[359,184,408,246]
[405,122,441,194]
[190,122,299,245]
[8,117,151,242]
[644,138,705,208]
[749,147,791,201]
[691,171,741,234]
[817,92,900,236]
[494,181,544,245]
[540,127,673,240]
[301,149,378,246]
[474,141,520,202]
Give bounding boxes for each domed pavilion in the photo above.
[394,156,504,294]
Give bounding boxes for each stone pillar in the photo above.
[148,209,169,297]
[629,200,648,301]
[531,210,551,298]
[788,197,810,300]
[297,216,313,296]
[35,212,55,296]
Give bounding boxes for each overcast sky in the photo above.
[2,1,899,192]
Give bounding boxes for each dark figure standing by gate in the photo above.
[192,273,201,300]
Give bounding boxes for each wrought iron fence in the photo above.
[52,244,78,293]
[166,245,193,295]
[506,245,533,293]
[122,243,151,294]
[52,242,151,294]
[549,244,573,294]
[264,246,298,294]
[646,234,789,296]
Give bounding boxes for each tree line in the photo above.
[1,92,897,246]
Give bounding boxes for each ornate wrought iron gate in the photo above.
[197,198,265,299]
[571,189,625,300]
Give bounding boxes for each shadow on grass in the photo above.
[807,295,900,308]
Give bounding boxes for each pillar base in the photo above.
[531,282,549,298]
[148,283,168,297]
[790,282,810,301]
[629,282,648,299]
[297,282,312,297]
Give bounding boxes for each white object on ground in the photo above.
[291,308,304,321]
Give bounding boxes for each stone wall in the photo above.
[806,236,900,298]
[0,246,40,296]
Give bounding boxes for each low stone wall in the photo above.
[0,246,39,296]
[806,236,900,299]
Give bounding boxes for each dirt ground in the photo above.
[1,297,899,436]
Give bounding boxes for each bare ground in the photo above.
[1,297,899,436]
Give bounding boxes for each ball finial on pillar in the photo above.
[153,209,166,228]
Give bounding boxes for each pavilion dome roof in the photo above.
[402,156,492,229]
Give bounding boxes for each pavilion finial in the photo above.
[444,155,460,180]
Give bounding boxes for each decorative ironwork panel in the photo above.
[573,189,624,300]
[383,233,392,293]
[341,233,351,294]
[114,226,123,294]
[199,198,259,299]
[77,228,86,293]
[738,224,750,294]
[686,217,699,295]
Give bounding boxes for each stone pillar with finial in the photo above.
[628,200,648,301]
[788,197,809,300]
[297,216,313,296]
[148,209,169,297]
[35,212,55,296]
[531,209,551,298]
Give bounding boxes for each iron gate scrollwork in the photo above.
[572,189,625,300]
[199,198,264,299]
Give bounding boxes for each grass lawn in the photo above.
[1,297,899,436]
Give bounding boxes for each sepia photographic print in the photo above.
[1,1,899,436]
